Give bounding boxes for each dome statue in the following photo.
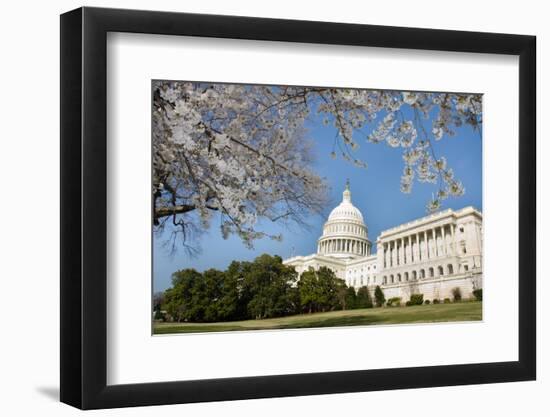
[317,180,371,259]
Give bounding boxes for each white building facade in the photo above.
[284,183,483,302]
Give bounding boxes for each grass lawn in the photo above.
[153,301,482,334]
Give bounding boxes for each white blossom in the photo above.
[152,81,482,251]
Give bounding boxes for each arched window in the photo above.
[404,272,409,281]
[390,274,394,284]
[420,269,425,279]
[464,265,469,272]
[383,276,387,284]
[429,267,434,278]
[447,264,454,275]
[397,273,401,282]
[412,271,417,280]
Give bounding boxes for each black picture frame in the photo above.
[60,6,536,410]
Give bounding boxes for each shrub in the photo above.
[387,297,402,307]
[153,310,165,321]
[473,288,483,301]
[433,299,440,304]
[443,298,451,304]
[409,294,424,306]
[356,286,374,309]
[405,300,413,307]
[374,286,386,307]
[424,299,431,305]
[451,287,462,302]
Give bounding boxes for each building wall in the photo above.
[284,206,483,302]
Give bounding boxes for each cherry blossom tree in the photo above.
[153,81,482,252]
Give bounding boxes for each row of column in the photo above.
[318,238,368,256]
[382,223,455,269]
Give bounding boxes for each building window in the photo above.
[397,273,401,282]
[404,272,409,281]
[438,266,444,276]
[412,271,417,280]
[420,269,425,279]
[447,264,454,275]
[383,276,387,284]
[390,274,394,284]
[464,265,469,272]
[429,267,434,278]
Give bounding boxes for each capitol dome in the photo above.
[317,181,371,259]
[328,187,364,222]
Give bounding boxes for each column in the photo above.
[418,233,426,261]
[396,239,400,265]
[395,239,401,265]
[441,225,446,255]
[424,230,430,259]
[450,224,455,255]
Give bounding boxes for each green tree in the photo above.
[298,268,319,314]
[298,267,346,313]
[316,267,346,312]
[244,254,298,319]
[343,287,357,310]
[202,269,227,322]
[356,286,373,308]
[164,268,205,322]
[374,285,386,308]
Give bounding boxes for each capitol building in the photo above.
[284,182,483,301]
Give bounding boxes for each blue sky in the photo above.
[153,97,482,292]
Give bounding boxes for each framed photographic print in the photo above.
[60,6,536,410]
